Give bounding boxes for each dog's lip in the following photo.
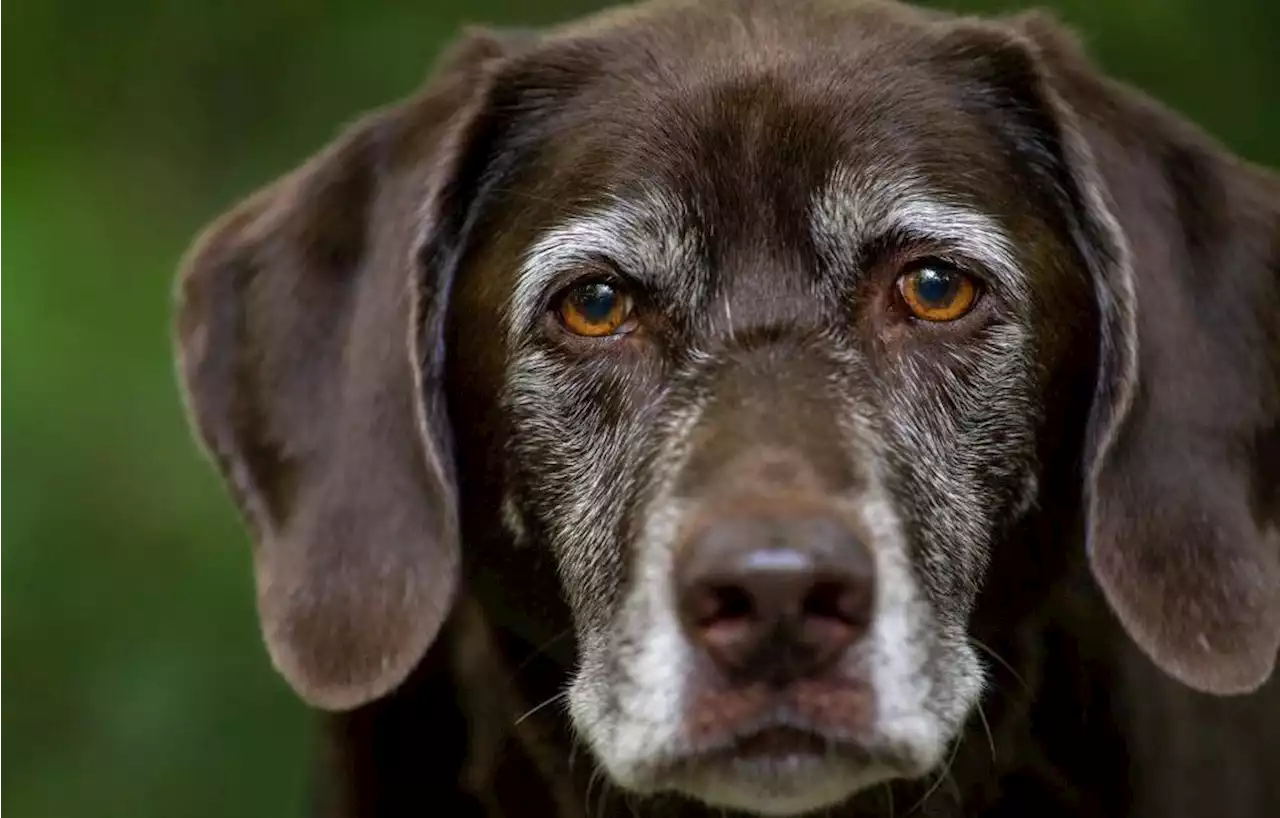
[731,725,830,757]
[663,723,880,775]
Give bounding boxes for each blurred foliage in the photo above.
[3,0,1277,816]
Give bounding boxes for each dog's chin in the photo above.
[612,728,932,817]
[669,753,894,816]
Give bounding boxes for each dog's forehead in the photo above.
[464,0,1074,345]
[513,11,1034,262]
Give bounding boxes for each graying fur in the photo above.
[499,158,1042,813]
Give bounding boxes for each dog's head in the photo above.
[175,0,1280,814]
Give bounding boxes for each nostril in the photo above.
[691,583,756,628]
[803,579,871,627]
[690,583,760,661]
[713,584,755,623]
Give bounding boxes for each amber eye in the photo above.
[555,280,636,337]
[896,262,979,322]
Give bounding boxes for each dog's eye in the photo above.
[896,262,979,322]
[555,281,636,337]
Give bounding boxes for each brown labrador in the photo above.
[173,1,1280,815]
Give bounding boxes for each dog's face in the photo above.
[452,31,1093,810]
[175,1,1280,815]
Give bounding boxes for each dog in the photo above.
[172,0,1280,815]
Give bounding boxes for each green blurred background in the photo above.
[4,0,1278,815]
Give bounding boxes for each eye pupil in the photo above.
[571,283,619,323]
[913,267,957,306]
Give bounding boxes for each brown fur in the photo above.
[173,1,1279,815]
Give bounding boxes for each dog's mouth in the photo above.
[666,722,887,774]
[727,725,831,758]
[646,718,912,815]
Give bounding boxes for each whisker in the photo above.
[584,766,604,818]
[905,736,963,817]
[595,775,610,818]
[971,637,1031,695]
[975,701,997,765]
[945,767,963,801]
[881,782,896,818]
[510,627,573,681]
[515,690,569,726]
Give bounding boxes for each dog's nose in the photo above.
[676,512,875,684]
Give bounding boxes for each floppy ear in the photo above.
[955,13,1280,694]
[173,29,536,710]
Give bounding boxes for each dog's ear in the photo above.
[941,14,1280,694]
[173,28,538,710]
